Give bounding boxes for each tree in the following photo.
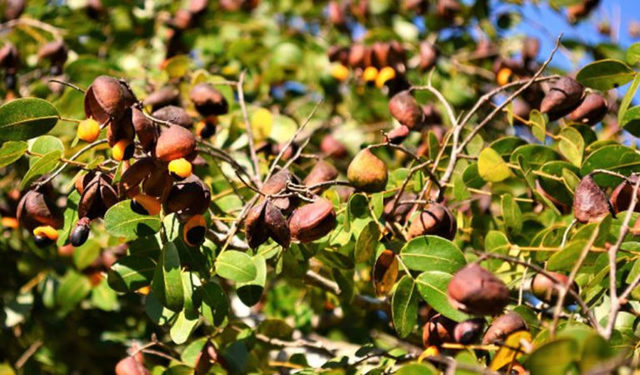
[1,0,640,373]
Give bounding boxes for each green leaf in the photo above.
[29,135,64,166]
[618,72,640,124]
[73,239,101,270]
[581,145,640,187]
[198,281,228,326]
[104,200,162,241]
[529,109,547,143]
[215,250,257,282]
[0,141,27,168]
[355,220,380,264]
[237,254,266,307]
[170,310,198,345]
[626,42,640,65]
[621,105,640,137]
[558,127,584,167]
[91,278,118,311]
[478,147,511,182]
[580,333,615,372]
[501,193,522,236]
[151,242,184,312]
[164,55,191,79]
[56,271,92,313]
[576,59,636,91]
[0,98,59,141]
[415,271,469,322]
[400,235,466,273]
[396,363,438,375]
[524,338,579,375]
[20,150,61,190]
[391,276,419,338]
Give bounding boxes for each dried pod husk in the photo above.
[347,149,388,193]
[38,40,68,74]
[142,166,173,200]
[540,77,585,119]
[387,125,411,144]
[303,161,338,192]
[84,75,128,124]
[567,0,600,23]
[383,192,417,223]
[107,107,135,147]
[0,43,19,72]
[531,272,578,304]
[422,314,455,348]
[482,311,527,344]
[371,42,391,68]
[373,250,399,296]
[4,0,25,20]
[407,203,457,240]
[79,173,119,220]
[327,45,350,66]
[289,198,337,243]
[70,217,91,247]
[348,44,369,69]
[143,86,181,111]
[120,158,155,198]
[610,175,640,214]
[448,263,510,316]
[190,83,228,116]
[522,37,540,63]
[115,356,149,375]
[389,90,424,130]
[567,93,607,125]
[320,134,348,159]
[573,174,612,223]
[132,108,158,152]
[152,105,193,128]
[155,125,197,162]
[264,201,290,248]
[418,41,438,71]
[262,170,297,214]
[17,190,62,231]
[245,200,269,249]
[453,318,486,344]
[163,175,211,217]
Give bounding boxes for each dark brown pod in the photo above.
[4,0,25,20]
[611,175,640,214]
[169,9,194,30]
[388,41,406,68]
[448,263,510,316]
[163,175,211,216]
[389,90,424,130]
[407,203,457,240]
[387,125,411,144]
[0,43,19,71]
[540,77,585,119]
[422,104,442,126]
[107,107,135,147]
[453,318,486,344]
[120,158,155,197]
[531,272,578,304]
[320,134,348,159]
[303,160,338,191]
[289,198,337,243]
[437,0,461,20]
[418,41,438,71]
[264,201,290,248]
[567,93,607,125]
[371,42,391,68]
[143,86,181,111]
[152,105,193,128]
[115,356,149,375]
[261,170,296,213]
[327,45,349,66]
[482,311,527,344]
[347,44,368,69]
[142,166,172,200]
[84,75,127,124]
[86,0,105,18]
[422,314,455,348]
[403,0,429,13]
[155,125,197,162]
[383,192,416,223]
[194,342,218,375]
[17,190,62,231]
[189,83,228,116]
[245,200,269,249]
[78,173,118,220]
[573,175,612,223]
[522,37,540,63]
[38,40,68,74]
[132,108,158,152]
[328,1,346,26]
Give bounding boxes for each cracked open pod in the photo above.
[17,190,62,231]
[407,202,457,240]
[163,175,211,217]
[84,75,128,124]
[573,174,612,223]
[448,263,510,316]
[289,198,336,243]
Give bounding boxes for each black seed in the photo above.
[170,171,186,181]
[186,225,205,246]
[123,143,135,160]
[200,123,215,138]
[34,235,53,248]
[130,199,149,215]
[70,225,90,247]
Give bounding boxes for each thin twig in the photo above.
[237,70,262,187]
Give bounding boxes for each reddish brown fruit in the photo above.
[17,190,62,231]
[573,175,612,223]
[303,161,339,191]
[245,201,269,249]
[0,43,19,72]
[143,86,181,111]
[383,192,416,223]
[163,175,211,217]
[453,318,485,344]
[567,93,607,125]
[78,173,118,220]
[437,0,461,20]
[422,314,455,348]
[328,1,346,26]
[119,158,155,198]
[387,125,411,144]
[389,90,424,130]
[289,198,337,243]
[132,108,158,152]
[152,105,193,128]
[540,77,585,119]
[84,75,128,124]
[155,125,197,162]
[531,272,578,304]
[320,134,348,158]
[38,40,68,74]
[407,203,457,240]
[448,263,510,316]
[261,170,297,213]
[264,201,290,248]
[567,0,600,23]
[4,0,25,20]
[482,311,528,344]
[115,356,149,375]
[610,176,640,214]
[418,41,438,71]
[347,44,369,69]
[190,83,228,116]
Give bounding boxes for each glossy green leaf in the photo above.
[529,109,546,143]
[576,59,636,91]
[621,105,640,137]
[215,250,257,283]
[415,271,469,322]
[396,363,438,375]
[478,147,511,182]
[29,135,64,166]
[198,281,228,326]
[524,338,579,375]
[558,127,584,167]
[151,242,184,312]
[391,276,419,338]
[400,235,466,273]
[501,193,522,235]
[56,271,91,313]
[20,150,61,190]
[0,141,27,168]
[0,98,59,141]
[355,220,380,264]
[581,145,640,187]
[104,200,162,241]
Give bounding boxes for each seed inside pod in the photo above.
[347,149,388,193]
[482,311,528,344]
[17,190,62,231]
[70,217,91,247]
[448,263,510,316]
[422,314,456,348]
[531,271,578,304]
[407,202,457,240]
[289,198,337,243]
[610,175,640,214]
[573,174,612,223]
[264,201,290,248]
[190,83,228,116]
[183,214,206,247]
[143,86,181,111]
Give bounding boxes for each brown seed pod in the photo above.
[373,250,399,296]
[610,175,640,214]
[389,90,424,130]
[289,198,337,243]
[0,43,19,71]
[482,311,528,344]
[17,190,62,231]
[152,105,193,128]
[422,314,456,348]
[567,0,600,24]
[143,86,181,111]
[78,173,119,220]
[328,1,346,26]
[573,174,612,223]
[422,104,443,126]
[190,83,228,116]
[403,0,429,13]
[531,272,578,304]
[521,37,540,63]
[448,263,510,316]
[4,0,25,20]
[387,125,411,144]
[132,108,158,152]
[38,40,68,74]
[107,107,136,147]
[327,45,350,66]
[567,93,607,125]
[120,158,155,198]
[115,356,149,375]
[163,175,211,217]
[142,166,173,200]
[169,9,194,30]
[303,161,338,191]
[383,192,416,223]
[84,75,128,124]
[347,44,369,69]
[437,0,461,20]
[189,0,209,15]
[347,149,388,193]
[262,170,297,213]
[453,318,486,344]
[540,77,585,119]
[407,203,457,240]
[245,200,269,249]
[320,134,348,159]
[264,201,291,248]
[418,41,438,71]
[371,42,391,68]
[155,125,197,162]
